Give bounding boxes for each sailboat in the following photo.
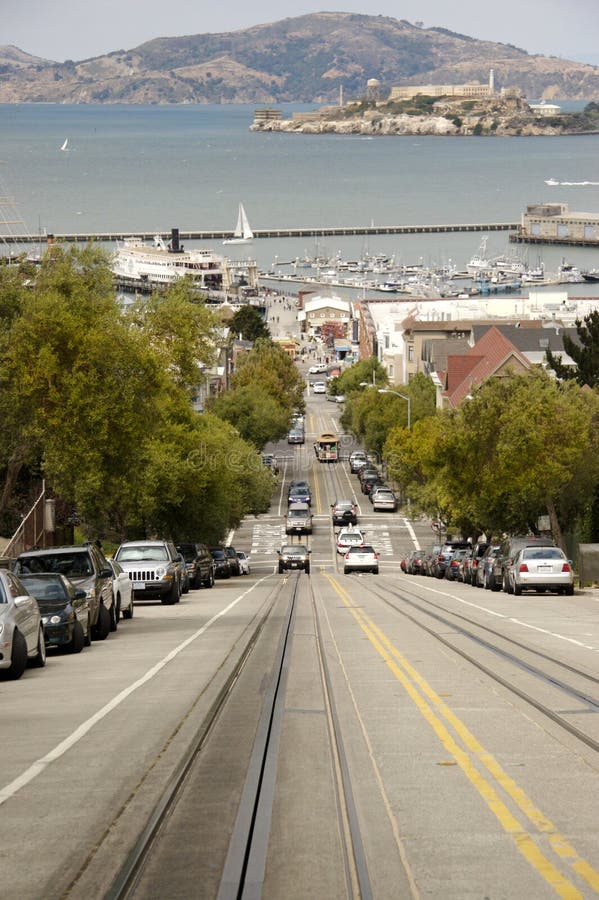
[223,203,253,244]
[60,138,69,152]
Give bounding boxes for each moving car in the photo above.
[343,545,379,575]
[114,540,183,605]
[287,426,305,444]
[331,499,358,527]
[336,528,366,555]
[19,572,90,653]
[312,381,326,394]
[0,569,46,679]
[236,551,251,575]
[288,484,312,506]
[278,544,310,574]
[507,546,574,595]
[15,543,115,639]
[286,502,313,535]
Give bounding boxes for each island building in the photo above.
[388,69,503,101]
[514,203,599,246]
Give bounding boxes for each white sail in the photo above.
[223,203,253,244]
[60,138,69,151]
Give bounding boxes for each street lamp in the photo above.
[378,388,411,429]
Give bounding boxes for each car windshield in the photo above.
[335,501,353,510]
[117,546,169,561]
[348,545,374,554]
[211,549,226,559]
[17,551,93,577]
[281,546,306,556]
[176,545,196,561]
[339,533,363,543]
[375,491,394,498]
[288,509,308,517]
[19,575,68,601]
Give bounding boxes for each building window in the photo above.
[408,345,414,362]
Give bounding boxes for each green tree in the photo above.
[546,310,599,387]
[207,383,290,448]
[228,305,270,342]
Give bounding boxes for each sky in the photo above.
[3,0,599,67]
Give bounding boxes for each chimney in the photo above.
[169,227,183,253]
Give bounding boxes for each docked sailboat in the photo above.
[223,203,254,244]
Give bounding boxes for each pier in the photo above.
[2,221,518,245]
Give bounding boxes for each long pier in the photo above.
[2,222,518,244]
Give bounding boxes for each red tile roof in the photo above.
[444,326,531,407]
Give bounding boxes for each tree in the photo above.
[207,383,290,448]
[546,310,599,387]
[228,305,270,342]
[231,338,305,413]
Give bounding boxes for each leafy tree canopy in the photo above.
[546,309,599,387]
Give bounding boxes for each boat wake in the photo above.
[545,178,599,186]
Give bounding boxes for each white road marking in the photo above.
[0,577,271,806]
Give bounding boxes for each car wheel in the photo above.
[5,630,28,679]
[122,598,134,620]
[31,625,46,668]
[109,599,118,632]
[565,585,574,596]
[372,568,379,574]
[69,620,85,654]
[115,595,122,624]
[193,573,203,589]
[513,583,522,596]
[182,579,190,595]
[93,603,111,640]
[278,565,284,574]
[162,579,179,605]
[203,570,215,589]
[305,564,310,575]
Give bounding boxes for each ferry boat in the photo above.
[111,228,258,292]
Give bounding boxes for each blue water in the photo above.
[2,102,599,277]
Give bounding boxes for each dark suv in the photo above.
[278,544,310,574]
[490,535,556,592]
[176,542,215,589]
[431,541,471,579]
[15,543,115,640]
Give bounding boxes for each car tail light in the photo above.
[472,560,478,569]
[562,563,571,572]
[345,552,350,559]
[519,563,529,572]
[374,553,379,559]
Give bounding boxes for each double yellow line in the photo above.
[325,574,599,899]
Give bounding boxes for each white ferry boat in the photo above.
[111,228,258,292]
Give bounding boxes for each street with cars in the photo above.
[3,364,599,899]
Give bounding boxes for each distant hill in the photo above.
[1,12,598,104]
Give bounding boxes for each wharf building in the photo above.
[513,203,599,246]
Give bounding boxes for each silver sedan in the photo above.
[508,546,574,595]
[0,569,46,679]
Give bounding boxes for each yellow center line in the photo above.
[325,574,598,899]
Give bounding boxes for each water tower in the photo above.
[366,78,381,102]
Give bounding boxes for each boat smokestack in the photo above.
[169,227,183,253]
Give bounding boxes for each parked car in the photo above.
[358,466,379,486]
[445,548,471,581]
[106,558,134,621]
[331,499,358,526]
[0,569,46,678]
[462,541,489,586]
[176,543,215,589]
[236,551,251,575]
[210,548,233,579]
[19,572,90,653]
[405,549,424,575]
[278,544,310,574]
[490,535,556,592]
[421,545,442,576]
[336,528,366,555]
[114,540,183,604]
[178,554,191,593]
[371,488,398,512]
[343,545,379,575]
[361,472,384,495]
[349,451,368,474]
[15,543,115,639]
[224,546,241,576]
[507,546,574,595]
[430,541,471,579]
[286,502,313,535]
[477,544,502,588]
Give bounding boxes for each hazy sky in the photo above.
[3,0,599,67]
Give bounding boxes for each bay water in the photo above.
[2,102,599,290]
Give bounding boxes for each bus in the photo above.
[314,432,339,463]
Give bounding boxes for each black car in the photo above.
[331,499,358,527]
[210,548,233,579]
[19,572,91,653]
[224,546,242,576]
[278,544,310,574]
[15,543,115,640]
[176,542,215,589]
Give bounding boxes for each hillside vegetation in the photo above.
[0,13,598,104]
